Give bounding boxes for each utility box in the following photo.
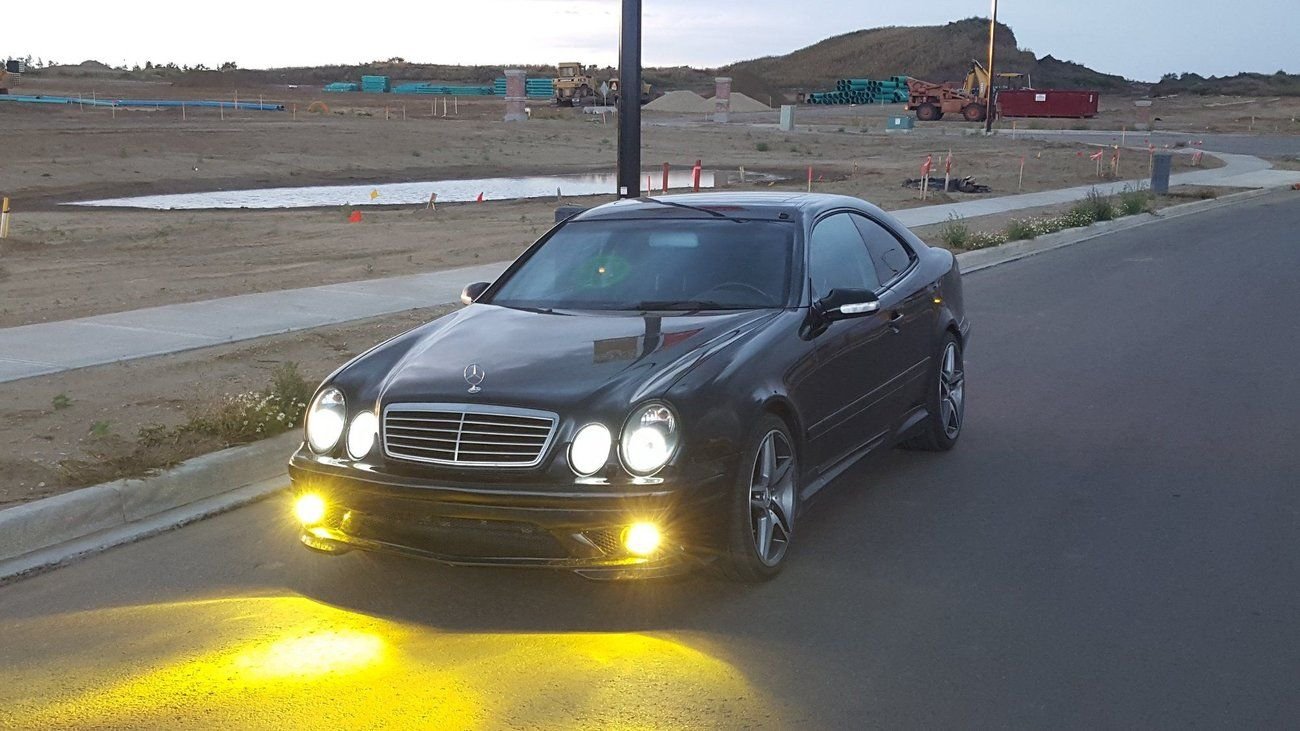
[887,115,914,132]
[1151,152,1173,195]
[779,105,796,131]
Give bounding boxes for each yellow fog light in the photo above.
[623,522,662,556]
[294,493,327,526]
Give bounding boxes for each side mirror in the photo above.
[814,288,880,322]
[555,205,588,223]
[461,281,490,305]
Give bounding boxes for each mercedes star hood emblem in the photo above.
[464,363,485,393]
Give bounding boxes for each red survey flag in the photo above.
[945,152,952,173]
[476,192,485,203]
[922,154,933,175]
[1089,149,1105,161]
[347,210,362,223]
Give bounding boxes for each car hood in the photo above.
[375,304,777,413]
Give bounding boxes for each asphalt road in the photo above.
[2,192,1298,729]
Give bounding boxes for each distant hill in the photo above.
[1152,70,1300,97]
[722,18,1131,94]
[32,19,1135,102]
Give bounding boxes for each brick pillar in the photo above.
[504,69,527,122]
[713,76,731,123]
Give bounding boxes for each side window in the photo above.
[853,216,914,283]
[809,213,881,299]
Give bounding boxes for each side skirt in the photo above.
[797,405,931,504]
[799,431,888,502]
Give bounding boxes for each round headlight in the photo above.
[346,410,379,460]
[620,403,679,476]
[568,423,612,476]
[306,387,346,454]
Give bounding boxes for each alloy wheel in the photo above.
[749,430,796,566]
[939,341,965,439]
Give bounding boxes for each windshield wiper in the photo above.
[631,300,744,311]
[638,197,740,221]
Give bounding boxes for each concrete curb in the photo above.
[0,432,299,584]
[0,186,1279,584]
[953,188,1274,274]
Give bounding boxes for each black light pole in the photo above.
[616,0,643,198]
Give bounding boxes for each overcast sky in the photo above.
[8,0,1295,82]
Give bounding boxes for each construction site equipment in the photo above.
[360,75,390,93]
[997,89,1098,118]
[905,60,991,122]
[554,62,597,106]
[608,77,652,105]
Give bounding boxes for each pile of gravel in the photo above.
[644,90,711,113]
[723,92,773,112]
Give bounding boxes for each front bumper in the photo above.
[288,451,731,579]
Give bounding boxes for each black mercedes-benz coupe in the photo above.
[288,192,969,580]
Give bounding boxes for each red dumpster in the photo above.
[997,89,1099,119]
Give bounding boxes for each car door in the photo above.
[795,211,897,474]
[852,214,934,418]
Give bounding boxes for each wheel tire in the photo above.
[904,333,966,451]
[962,103,987,122]
[916,103,939,121]
[718,414,799,582]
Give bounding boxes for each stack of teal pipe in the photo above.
[0,95,284,111]
[392,83,494,96]
[493,77,555,98]
[324,82,359,93]
[360,75,390,93]
[805,75,908,105]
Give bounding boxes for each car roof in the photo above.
[570,191,890,223]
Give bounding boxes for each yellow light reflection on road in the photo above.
[1,596,776,729]
[234,629,384,679]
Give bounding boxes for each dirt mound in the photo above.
[645,90,711,113]
[721,92,772,112]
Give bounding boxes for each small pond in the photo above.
[70,170,721,210]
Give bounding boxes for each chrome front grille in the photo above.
[382,403,557,468]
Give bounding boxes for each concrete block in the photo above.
[118,433,299,521]
[0,484,125,561]
[713,77,731,124]
[779,105,795,132]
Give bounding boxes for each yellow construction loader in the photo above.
[553,62,596,106]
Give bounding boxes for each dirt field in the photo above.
[0,306,453,507]
[0,74,1270,505]
[1,92,1211,327]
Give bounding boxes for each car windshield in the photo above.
[486,218,796,311]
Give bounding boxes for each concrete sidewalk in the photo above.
[2,154,1295,384]
[0,262,507,383]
